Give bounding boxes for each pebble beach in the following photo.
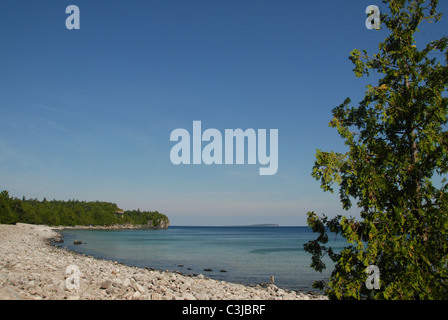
[0,223,327,300]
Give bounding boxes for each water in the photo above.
[57,226,345,292]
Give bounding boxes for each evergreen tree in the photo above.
[0,190,169,228]
[0,190,18,224]
[304,0,448,299]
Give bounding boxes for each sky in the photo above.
[1,0,448,226]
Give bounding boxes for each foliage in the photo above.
[0,189,169,228]
[304,0,448,299]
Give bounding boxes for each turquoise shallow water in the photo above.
[58,226,345,292]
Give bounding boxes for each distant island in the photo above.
[233,224,279,227]
[0,189,169,229]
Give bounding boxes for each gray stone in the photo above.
[0,287,22,300]
[150,292,161,300]
[100,279,111,290]
[132,291,141,300]
[182,292,196,300]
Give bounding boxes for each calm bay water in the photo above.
[58,226,345,292]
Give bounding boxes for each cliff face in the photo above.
[61,218,169,230]
[146,218,169,229]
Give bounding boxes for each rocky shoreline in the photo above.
[0,223,327,300]
[61,222,168,230]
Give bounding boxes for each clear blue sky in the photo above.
[1,1,447,226]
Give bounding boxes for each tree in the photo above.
[304,0,448,299]
[0,189,169,228]
[0,190,18,224]
[16,200,37,224]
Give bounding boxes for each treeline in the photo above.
[0,190,169,227]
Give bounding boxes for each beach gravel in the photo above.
[0,223,327,300]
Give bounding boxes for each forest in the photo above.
[0,189,169,228]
